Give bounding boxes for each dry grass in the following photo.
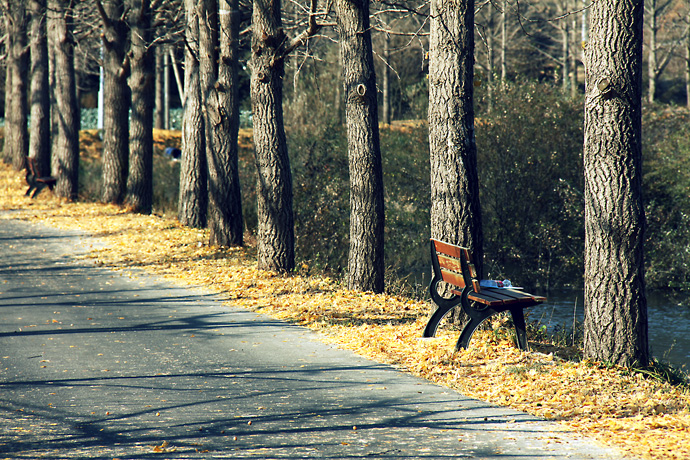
[1,156,689,460]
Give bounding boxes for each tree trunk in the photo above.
[381,32,391,125]
[647,0,658,104]
[29,0,51,175]
[334,0,385,293]
[500,0,507,86]
[561,13,570,94]
[687,10,690,108]
[583,0,648,368]
[164,50,170,129]
[570,2,579,99]
[98,0,130,204]
[203,0,244,246]
[428,0,483,268]
[49,0,80,200]
[6,1,29,172]
[178,0,208,228]
[428,0,483,323]
[3,15,13,165]
[249,0,295,272]
[486,0,494,110]
[126,0,155,214]
[155,46,164,130]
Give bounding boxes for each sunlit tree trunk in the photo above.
[570,2,579,99]
[561,8,570,94]
[500,0,507,86]
[583,0,648,368]
[126,0,155,214]
[381,32,391,125]
[485,0,494,110]
[179,0,208,228]
[334,0,385,293]
[3,14,13,165]
[5,0,29,171]
[49,0,80,200]
[428,0,483,321]
[96,0,130,204]
[29,0,51,174]
[687,11,690,108]
[203,0,244,246]
[647,0,658,103]
[249,0,295,272]
[155,46,165,130]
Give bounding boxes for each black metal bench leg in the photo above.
[30,184,45,198]
[454,315,486,352]
[422,303,458,338]
[509,307,530,351]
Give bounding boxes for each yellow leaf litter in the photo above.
[1,161,689,460]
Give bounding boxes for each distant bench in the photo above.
[423,238,546,351]
[25,156,57,198]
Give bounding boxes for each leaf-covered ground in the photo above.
[2,160,689,460]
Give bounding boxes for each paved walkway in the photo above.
[0,216,632,459]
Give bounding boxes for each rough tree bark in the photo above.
[96,0,130,204]
[5,0,29,172]
[583,0,648,368]
[154,46,164,130]
[29,0,51,174]
[179,0,208,228]
[49,0,80,200]
[202,0,244,246]
[334,0,385,293]
[3,12,13,165]
[428,0,483,271]
[249,0,295,272]
[126,0,155,214]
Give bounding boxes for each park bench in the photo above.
[25,156,57,198]
[423,238,546,351]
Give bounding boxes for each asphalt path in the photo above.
[0,216,633,459]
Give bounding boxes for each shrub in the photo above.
[475,80,585,291]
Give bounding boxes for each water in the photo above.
[528,291,690,371]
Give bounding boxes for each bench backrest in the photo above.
[430,239,480,294]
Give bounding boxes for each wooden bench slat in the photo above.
[432,239,466,259]
[436,253,463,273]
[440,269,466,289]
[469,290,513,305]
[497,288,546,303]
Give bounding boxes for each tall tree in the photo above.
[201,0,244,246]
[249,0,321,271]
[334,0,385,293]
[126,0,155,214]
[645,0,680,103]
[29,0,51,174]
[3,9,13,166]
[96,0,130,204]
[177,0,208,228]
[687,6,690,108]
[178,0,208,227]
[154,46,165,129]
[49,0,80,200]
[250,0,295,272]
[3,0,29,171]
[583,0,648,368]
[428,0,483,284]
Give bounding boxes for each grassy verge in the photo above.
[2,144,689,459]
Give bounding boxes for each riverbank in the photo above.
[1,160,689,460]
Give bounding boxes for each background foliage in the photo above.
[65,78,690,295]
